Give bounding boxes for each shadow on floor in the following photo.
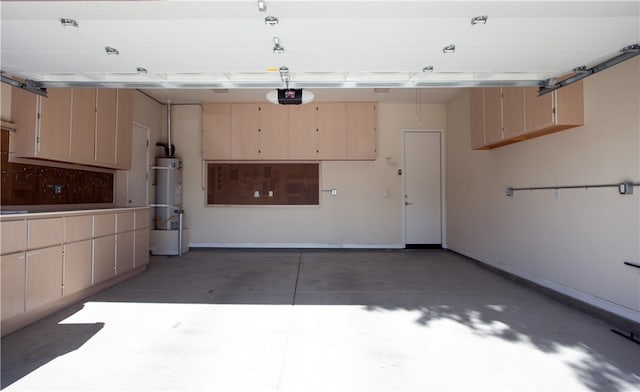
[2,248,638,391]
[1,304,104,389]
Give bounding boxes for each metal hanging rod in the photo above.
[506,181,639,197]
[1,74,47,97]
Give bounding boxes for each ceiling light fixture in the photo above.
[136,67,148,73]
[105,46,119,55]
[471,15,488,25]
[265,16,279,26]
[442,44,456,54]
[59,18,78,28]
[273,37,285,54]
[257,0,267,12]
[422,65,434,72]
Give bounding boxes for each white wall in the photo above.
[445,58,640,322]
[170,102,446,247]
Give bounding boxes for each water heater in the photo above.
[154,157,182,230]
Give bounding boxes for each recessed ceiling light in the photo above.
[471,15,488,25]
[265,16,279,26]
[257,0,267,12]
[273,37,285,54]
[422,65,434,72]
[442,44,456,54]
[59,18,78,28]
[105,46,119,55]
[136,67,148,73]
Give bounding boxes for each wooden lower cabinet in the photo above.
[116,231,134,275]
[93,235,116,284]
[26,245,63,311]
[134,229,150,267]
[63,240,92,296]
[1,252,26,321]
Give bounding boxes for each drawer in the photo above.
[65,215,93,242]
[28,218,64,249]
[135,209,150,230]
[93,213,116,237]
[116,211,135,233]
[1,220,27,255]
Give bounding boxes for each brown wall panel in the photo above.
[207,163,319,205]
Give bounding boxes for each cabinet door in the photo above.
[555,80,584,126]
[258,104,288,159]
[202,104,232,160]
[288,104,318,158]
[117,211,135,233]
[524,87,554,132]
[93,235,115,284]
[346,102,376,159]
[135,209,151,230]
[37,89,72,161]
[316,103,347,159]
[1,252,26,321]
[10,86,39,157]
[231,104,260,159]
[483,88,503,145]
[116,89,133,169]
[469,88,485,149]
[134,228,150,267]
[63,240,92,296]
[95,89,117,166]
[116,231,134,275]
[502,87,526,139]
[26,245,63,311]
[70,88,97,165]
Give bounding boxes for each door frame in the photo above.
[401,129,447,248]
[127,121,151,206]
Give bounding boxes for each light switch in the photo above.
[268,191,274,197]
[254,191,260,198]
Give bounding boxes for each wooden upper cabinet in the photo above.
[258,104,289,159]
[346,102,376,159]
[483,88,503,145]
[11,87,72,161]
[471,82,584,150]
[231,104,260,159]
[524,80,583,133]
[95,89,117,167]
[524,87,554,132]
[502,87,526,139]
[202,102,377,160]
[288,104,318,158]
[115,89,133,170]
[316,103,347,159]
[202,103,232,160]
[70,88,97,165]
[469,89,485,149]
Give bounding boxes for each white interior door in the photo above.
[126,123,149,207]
[404,131,442,246]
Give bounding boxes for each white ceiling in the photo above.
[1,0,639,104]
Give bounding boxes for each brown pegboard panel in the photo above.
[207,162,319,205]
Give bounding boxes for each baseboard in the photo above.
[446,245,640,331]
[189,242,406,250]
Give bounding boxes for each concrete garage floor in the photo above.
[2,249,639,391]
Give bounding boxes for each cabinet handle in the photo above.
[27,251,40,256]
